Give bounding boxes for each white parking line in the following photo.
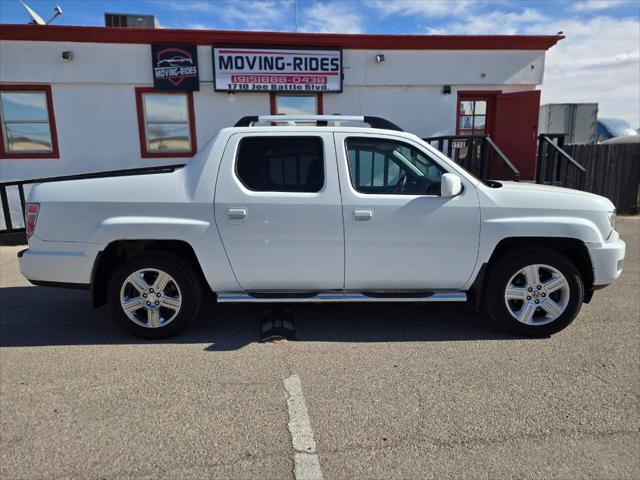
[283,374,323,480]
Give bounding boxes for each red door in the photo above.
[493,90,541,180]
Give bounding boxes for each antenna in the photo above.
[46,5,63,25]
[18,1,63,25]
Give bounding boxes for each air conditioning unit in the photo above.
[104,13,158,28]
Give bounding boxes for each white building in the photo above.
[0,24,562,183]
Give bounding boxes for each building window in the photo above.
[236,136,324,193]
[135,88,197,158]
[271,93,323,115]
[458,99,487,135]
[0,85,59,159]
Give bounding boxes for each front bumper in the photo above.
[587,232,626,287]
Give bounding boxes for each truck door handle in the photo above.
[353,209,373,221]
[227,208,248,220]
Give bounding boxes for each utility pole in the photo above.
[294,0,298,32]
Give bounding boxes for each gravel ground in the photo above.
[1,216,638,479]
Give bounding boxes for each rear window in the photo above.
[236,136,324,193]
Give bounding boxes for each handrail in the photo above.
[540,135,586,172]
[425,134,485,141]
[423,134,520,182]
[484,136,521,181]
[0,183,26,233]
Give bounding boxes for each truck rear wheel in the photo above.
[486,248,584,337]
[107,253,201,339]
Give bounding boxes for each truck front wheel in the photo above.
[107,253,202,339]
[486,248,584,337]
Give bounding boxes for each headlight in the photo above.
[607,210,617,230]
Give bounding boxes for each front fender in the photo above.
[482,215,605,254]
[463,215,605,291]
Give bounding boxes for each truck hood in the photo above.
[490,181,614,211]
[478,180,615,243]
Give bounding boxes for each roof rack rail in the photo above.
[234,115,403,131]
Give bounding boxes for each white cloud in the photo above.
[370,0,472,17]
[535,16,640,126]
[423,9,640,126]
[165,1,289,29]
[180,22,209,30]
[425,8,548,35]
[300,2,363,33]
[571,1,626,12]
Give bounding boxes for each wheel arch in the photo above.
[91,239,212,308]
[468,236,594,311]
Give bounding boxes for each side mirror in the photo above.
[441,173,463,197]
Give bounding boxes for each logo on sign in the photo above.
[152,44,199,91]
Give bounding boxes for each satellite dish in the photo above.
[19,0,46,25]
[18,0,63,25]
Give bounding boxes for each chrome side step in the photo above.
[217,292,467,303]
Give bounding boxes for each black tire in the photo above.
[486,248,584,337]
[107,253,202,339]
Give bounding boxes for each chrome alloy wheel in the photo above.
[504,264,570,326]
[119,268,182,328]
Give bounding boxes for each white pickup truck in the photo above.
[18,115,625,339]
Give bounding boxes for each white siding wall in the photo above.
[0,40,545,181]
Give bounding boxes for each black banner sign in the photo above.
[152,44,199,91]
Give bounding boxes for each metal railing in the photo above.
[423,135,521,182]
[536,134,586,189]
[0,181,28,234]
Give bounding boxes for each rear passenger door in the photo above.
[214,132,344,291]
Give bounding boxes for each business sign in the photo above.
[151,44,199,91]
[212,47,342,93]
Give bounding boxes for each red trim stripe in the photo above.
[219,50,339,55]
[225,71,338,76]
[0,25,564,51]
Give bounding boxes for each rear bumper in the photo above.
[18,242,98,286]
[587,234,626,287]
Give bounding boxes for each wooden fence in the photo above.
[563,143,640,214]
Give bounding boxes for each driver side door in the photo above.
[335,133,481,290]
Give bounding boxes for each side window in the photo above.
[346,138,444,195]
[236,136,324,193]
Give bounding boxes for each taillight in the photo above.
[25,203,40,238]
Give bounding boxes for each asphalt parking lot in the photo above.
[1,217,638,479]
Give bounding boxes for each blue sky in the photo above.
[1,0,639,126]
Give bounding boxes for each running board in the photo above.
[217,292,467,303]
